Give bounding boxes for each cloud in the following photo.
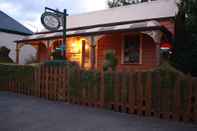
[0,0,107,32]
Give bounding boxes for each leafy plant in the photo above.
[51,49,65,60]
[103,50,118,71]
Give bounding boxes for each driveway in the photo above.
[0,92,197,131]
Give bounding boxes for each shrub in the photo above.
[0,46,13,63]
[103,49,118,71]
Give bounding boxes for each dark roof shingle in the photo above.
[0,11,33,35]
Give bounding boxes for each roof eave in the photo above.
[15,26,163,43]
[0,28,33,36]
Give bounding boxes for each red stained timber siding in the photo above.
[96,33,157,71]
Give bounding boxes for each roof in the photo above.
[17,0,178,42]
[0,11,33,35]
[18,20,163,42]
[66,0,178,30]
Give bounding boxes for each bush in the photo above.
[0,46,13,63]
[103,50,118,71]
[0,64,35,85]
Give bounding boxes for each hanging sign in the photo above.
[41,12,61,31]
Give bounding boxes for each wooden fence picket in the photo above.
[146,72,152,116]
[186,75,194,122]
[2,64,197,123]
[128,72,135,114]
[100,71,105,108]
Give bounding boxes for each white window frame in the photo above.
[121,33,142,65]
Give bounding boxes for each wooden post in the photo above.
[174,76,181,121]
[81,40,86,68]
[137,72,143,114]
[54,67,57,101]
[146,72,152,116]
[63,66,67,102]
[90,36,96,69]
[45,65,49,99]
[100,71,105,107]
[186,75,193,122]
[155,43,160,66]
[156,73,161,117]
[16,43,20,64]
[128,72,135,114]
[194,78,197,123]
[47,40,50,60]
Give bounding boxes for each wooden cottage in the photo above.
[16,0,178,70]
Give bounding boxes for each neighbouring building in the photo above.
[16,0,178,70]
[0,10,34,64]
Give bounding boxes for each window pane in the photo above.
[123,35,140,64]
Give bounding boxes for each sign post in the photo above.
[63,9,67,58]
[41,7,68,59]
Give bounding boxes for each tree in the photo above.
[0,46,13,63]
[171,0,197,76]
[107,0,154,8]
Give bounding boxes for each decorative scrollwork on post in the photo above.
[141,31,162,44]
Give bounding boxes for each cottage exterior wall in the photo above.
[96,32,157,71]
[0,32,36,64]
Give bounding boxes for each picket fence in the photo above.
[1,64,197,123]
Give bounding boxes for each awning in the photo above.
[17,20,162,43]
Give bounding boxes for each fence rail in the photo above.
[1,64,197,123]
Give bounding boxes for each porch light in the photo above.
[70,43,81,53]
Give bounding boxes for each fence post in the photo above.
[186,74,194,122]
[174,76,181,121]
[40,65,43,97]
[36,66,40,97]
[156,72,161,118]
[146,72,152,116]
[128,72,135,114]
[67,65,70,103]
[137,72,143,115]
[100,71,105,108]
[194,78,197,123]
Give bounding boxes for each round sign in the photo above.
[41,12,61,31]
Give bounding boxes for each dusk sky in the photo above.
[0,0,107,32]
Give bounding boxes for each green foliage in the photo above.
[44,60,69,67]
[0,46,13,63]
[107,0,157,8]
[67,63,100,100]
[180,78,188,112]
[104,72,115,102]
[51,49,65,60]
[171,0,197,76]
[103,50,118,71]
[150,62,184,112]
[0,64,35,85]
[107,0,151,8]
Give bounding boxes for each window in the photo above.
[122,34,141,64]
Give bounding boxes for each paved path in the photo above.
[0,92,197,131]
